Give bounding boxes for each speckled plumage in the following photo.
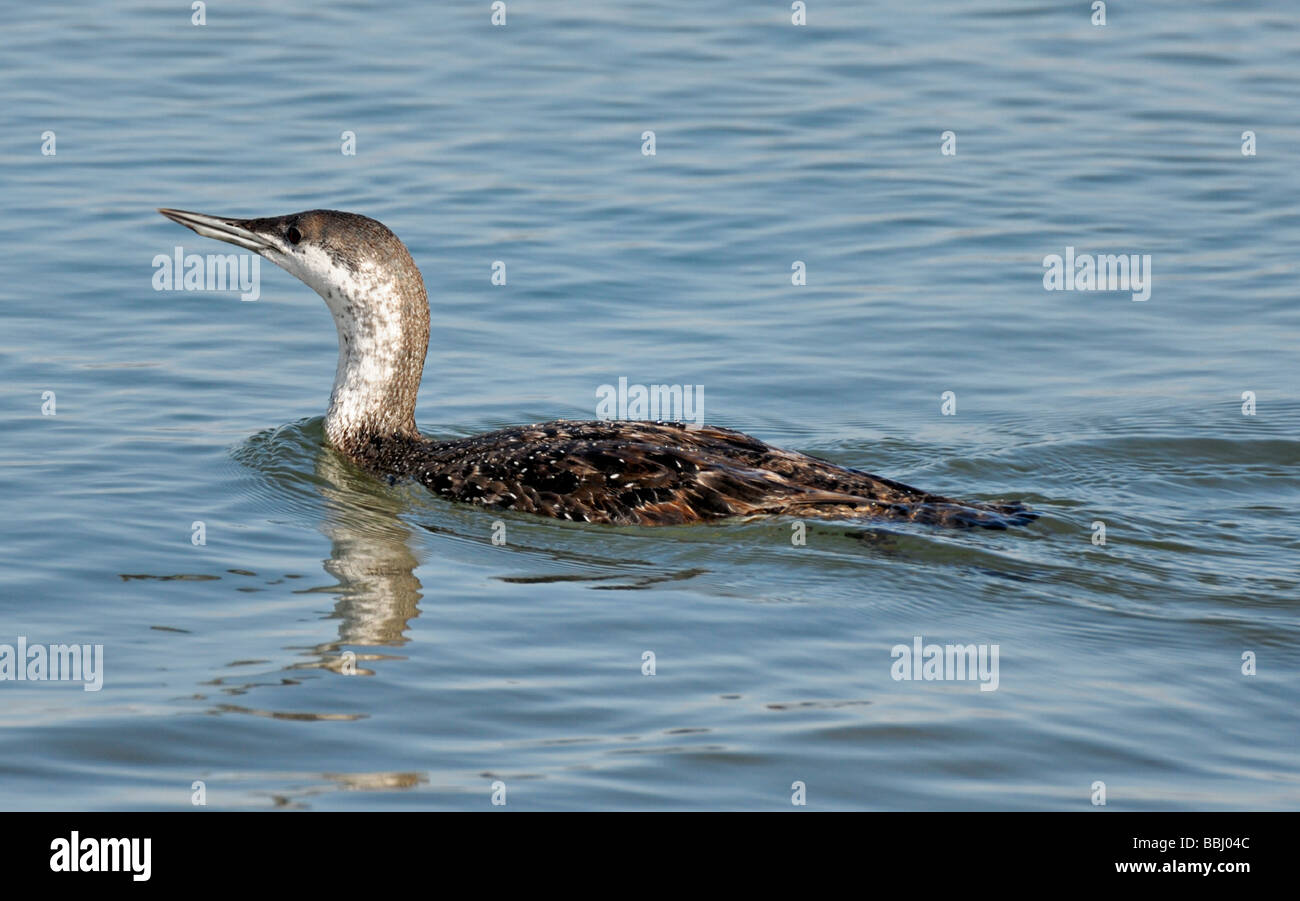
[348,419,1035,528]
[159,206,1036,530]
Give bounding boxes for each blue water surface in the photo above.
[0,1,1296,809]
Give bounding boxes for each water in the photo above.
[1,1,1297,810]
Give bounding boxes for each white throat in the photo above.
[281,244,426,448]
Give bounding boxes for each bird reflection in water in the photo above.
[303,446,424,675]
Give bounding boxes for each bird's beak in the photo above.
[158,208,278,255]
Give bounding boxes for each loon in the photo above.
[158,207,1035,528]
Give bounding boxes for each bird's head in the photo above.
[158,207,430,449]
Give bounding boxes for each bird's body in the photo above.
[354,419,1032,527]
[159,207,1035,529]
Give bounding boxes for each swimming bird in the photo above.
[158,208,1035,528]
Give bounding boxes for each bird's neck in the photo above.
[321,283,429,458]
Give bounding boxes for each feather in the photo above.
[346,420,1036,529]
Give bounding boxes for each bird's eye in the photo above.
[286,226,302,245]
